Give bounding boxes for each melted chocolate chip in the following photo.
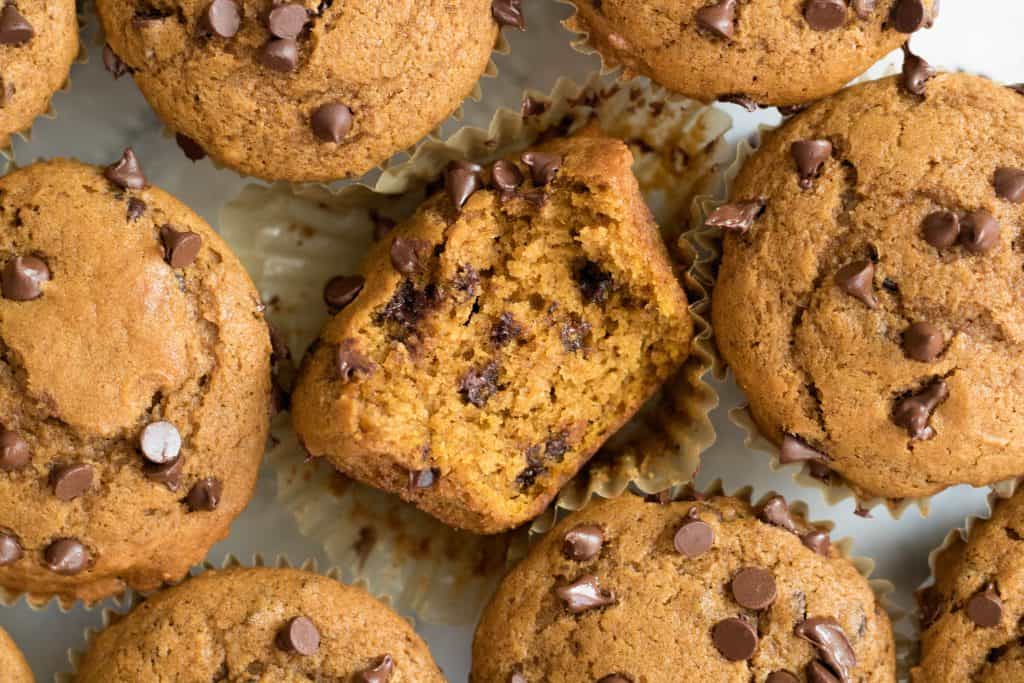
[959,209,1000,254]
[758,495,797,533]
[804,0,847,31]
[794,617,856,682]
[563,524,604,561]
[521,95,547,117]
[105,148,147,189]
[459,361,501,408]
[966,586,1002,627]
[491,159,524,196]
[160,226,202,268]
[890,0,926,32]
[892,379,948,439]
[390,237,428,275]
[185,477,222,511]
[311,102,353,143]
[127,197,147,222]
[323,274,365,313]
[696,0,737,39]
[834,260,877,309]
[994,167,1024,203]
[2,255,50,301]
[491,312,523,348]
[491,0,525,30]
[718,93,759,111]
[921,210,960,249]
[44,538,89,575]
[175,133,206,161]
[597,677,632,683]
[806,660,841,683]
[50,463,94,501]
[0,4,33,45]
[0,429,30,470]
[712,617,758,661]
[767,672,800,683]
[335,340,373,382]
[555,575,616,613]
[0,532,21,565]
[779,434,829,466]
[355,654,395,683]
[145,455,184,491]
[267,3,308,39]
[521,152,562,186]
[731,567,777,610]
[374,280,438,342]
[275,616,320,655]
[576,260,614,305]
[103,44,129,78]
[446,160,484,210]
[704,198,766,233]
[261,39,299,72]
[559,314,591,353]
[903,322,945,362]
[901,44,934,96]
[802,530,831,556]
[791,139,833,189]
[203,0,240,37]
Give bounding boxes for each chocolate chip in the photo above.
[674,517,714,557]
[390,237,427,274]
[892,378,948,439]
[408,468,438,489]
[1011,84,1024,96]
[758,495,797,533]
[323,275,364,313]
[105,148,147,189]
[185,477,222,511]
[794,617,856,682]
[490,312,523,348]
[994,167,1024,203]
[371,212,396,241]
[778,104,809,118]
[806,661,841,683]
[267,3,307,39]
[126,198,147,223]
[102,44,128,78]
[901,44,934,96]
[44,538,89,575]
[174,133,206,162]
[555,575,616,613]
[966,587,1002,627]
[261,38,299,72]
[851,0,876,19]
[521,152,562,186]
[559,314,591,353]
[903,322,945,362]
[0,4,33,44]
[563,524,604,561]
[718,93,759,111]
[921,210,959,248]
[49,463,93,501]
[203,0,240,37]
[508,672,527,683]
[336,340,373,382]
[712,617,758,661]
[355,654,395,683]
[575,260,614,305]
[960,209,1001,254]
[731,567,777,610]
[696,0,737,40]
[491,0,524,30]
[804,0,847,31]
[275,616,319,655]
[802,530,831,556]
[780,434,829,466]
[160,225,202,268]
[704,198,766,233]
[890,0,926,32]
[145,455,183,491]
[2,255,50,301]
[446,160,484,209]
[311,102,352,143]
[834,260,877,308]
[596,677,632,683]
[140,421,182,464]
[0,429,30,470]
[767,673,800,683]
[791,139,833,189]
[0,532,21,565]
[521,95,547,117]
[459,361,500,408]
[490,160,523,195]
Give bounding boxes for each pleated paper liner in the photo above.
[55,553,398,683]
[220,73,731,624]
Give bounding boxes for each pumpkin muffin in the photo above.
[0,626,32,682]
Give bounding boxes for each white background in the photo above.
[2,1,1024,680]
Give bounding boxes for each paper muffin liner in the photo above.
[220,73,732,624]
[55,553,400,683]
[907,478,1022,676]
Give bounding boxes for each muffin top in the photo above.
[0,155,271,603]
[0,626,33,683]
[567,0,937,107]
[472,493,894,682]
[0,0,79,148]
[96,0,502,182]
[712,73,1024,501]
[914,488,1024,682]
[75,567,445,682]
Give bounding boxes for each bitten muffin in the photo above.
[0,0,78,148]
[711,73,1024,501]
[291,135,693,534]
[914,487,1024,681]
[0,153,271,603]
[95,0,509,182]
[567,0,937,108]
[0,626,33,682]
[472,493,894,682]
[74,567,445,682]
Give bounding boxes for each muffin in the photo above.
[711,72,1024,502]
[567,0,938,108]
[291,135,693,534]
[0,0,78,148]
[0,152,271,603]
[95,0,506,182]
[472,492,894,682]
[74,566,445,681]
[0,626,33,682]
[914,487,1024,681]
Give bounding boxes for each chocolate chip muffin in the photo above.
[95,0,509,182]
[913,487,1024,682]
[0,626,32,682]
[711,72,1024,502]
[472,492,894,682]
[74,566,444,682]
[291,135,693,534]
[567,0,937,108]
[0,0,78,149]
[0,152,271,604]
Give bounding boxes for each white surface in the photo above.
[2,2,1024,681]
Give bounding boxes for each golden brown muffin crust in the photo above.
[0,625,33,682]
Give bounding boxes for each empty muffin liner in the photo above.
[220,73,732,624]
[55,553,398,683]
